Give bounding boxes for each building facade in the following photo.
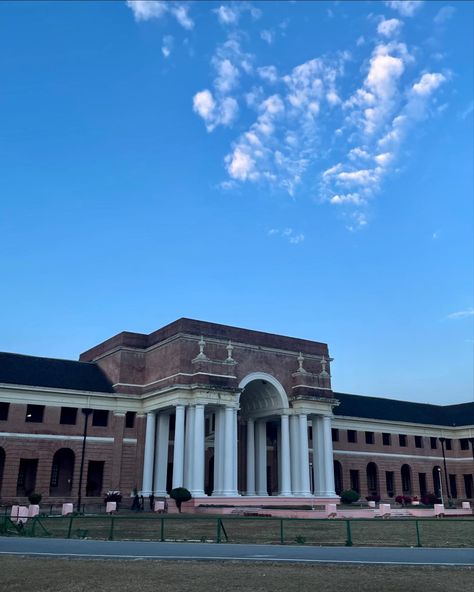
[0,318,473,506]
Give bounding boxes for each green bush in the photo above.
[28,492,42,505]
[170,487,192,512]
[340,489,360,504]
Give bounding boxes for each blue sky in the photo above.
[0,1,472,404]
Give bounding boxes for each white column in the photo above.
[290,415,300,495]
[153,412,169,496]
[172,405,185,489]
[212,408,224,495]
[191,404,205,496]
[184,405,195,490]
[298,414,311,496]
[313,415,325,496]
[141,412,156,496]
[279,414,292,496]
[232,409,238,494]
[246,419,256,495]
[322,415,336,497]
[256,420,268,496]
[222,406,237,495]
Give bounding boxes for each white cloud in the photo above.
[126,1,194,29]
[260,29,275,44]
[193,90,238,132]
[434,5,456,25]
[214,5,239,25]
[161,35,174,58]
[348,147,370,160]
[384,1,423,17]
[459,100,474,120]
[412,72,446,96]
[214,58,240,93]
[446,308,474,320]
[356,36,365,46]
[377,18,403,38]
[225,146,257,180]
[257,65,279,84]
[268,228,305,244]
[330,193,365,205]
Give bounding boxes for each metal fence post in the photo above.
[415,520,422,547]
[108,516,115,541]
[216,518,221,544]
[67,515,74,539]
[160,517,165,542]
[280,519,284,545]
[345,520,353,546]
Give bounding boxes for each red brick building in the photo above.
[0,318,472,506]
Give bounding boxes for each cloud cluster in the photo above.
[214,2,261,26]
[446,308,474,320]
[384,1,423,17]
[126,1,194,29]
[268,228,305,244]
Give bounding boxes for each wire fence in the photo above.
[1,514,473,548]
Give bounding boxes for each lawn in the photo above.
[1,557,473,592]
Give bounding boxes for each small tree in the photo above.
[170,487,192,512]
[340,489,360,504]
[28,492,42,505]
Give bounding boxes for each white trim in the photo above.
[332,416,474,437]
[238,372,289,409]
[0,432,136,444]
[113,371,236,389]
[334,449,474,462]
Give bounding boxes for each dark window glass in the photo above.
[92,410,108,427]
[419,472,427,495]
[365,431,374,444]
[415,435,423,448]
[386,471,394,497]
[308,426,313,441]
[16,458,38,496]
[25,405,44,423]
[125,411,136,429]
[399,434,407,447]
[464,474,473,498]
[430,437,438,449]
[382,433,391,446]
[460,438,469,450]
[445,438,452,451]
[347,430,357,443]
[350,470,360,493]
[449,474,457,498]
[60,407,77,425]
[0,402,9,421]
[332,428,339,442]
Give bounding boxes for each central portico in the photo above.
[80,318,339,505]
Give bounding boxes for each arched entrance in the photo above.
[238,373,289,496]
[50,448,75,496]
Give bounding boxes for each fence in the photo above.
[1,514,473,548]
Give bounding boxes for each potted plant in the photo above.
[412,496,420,506]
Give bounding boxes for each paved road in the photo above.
[0,537,473,566]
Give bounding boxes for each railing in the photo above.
[1,514,472,548]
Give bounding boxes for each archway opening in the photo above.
[50,448,75,496]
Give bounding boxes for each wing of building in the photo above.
[0,318,473,506]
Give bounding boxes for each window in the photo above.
[449,474,457,498]
[464,474,473,498]
[25,405,44,423]
[350,470,360,493]
[125,411,136,429]
[445,438,452,451]
[16,458,38,496]
[347,430,357,443]
[415,435,423,448]
[0,402,9,421]
[365,431,374,445]
[430,437,438,449]
[385,471,395,497]
[419,473,427,496]
[460,438,470,451]
[331,428,339,442]
[60,407,77,425]
[92,410,108,427]
[382,432,391,446]
[399,434,407,447]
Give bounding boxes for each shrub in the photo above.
[421,492,439,506]
[170,487,192,512]
[28,492,42,505]
[403,495,412,505]
[340,489,360,504]
[395,495,404,504]
[365,494,381,502]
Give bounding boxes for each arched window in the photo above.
[401,464,412,495]
[50,448,75,496]
[334,460,343,495]
[366,462,379,495]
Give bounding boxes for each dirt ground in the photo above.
[1,556,473,592]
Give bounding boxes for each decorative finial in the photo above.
[320,355,328,375]
[194,335,208,361]
[297,352,306,373]
[226,340,234,362]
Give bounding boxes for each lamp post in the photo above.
[77,408,93,513]
[438,437,451,500]
[437,467,444,506]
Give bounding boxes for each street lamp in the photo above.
[77,408,93,513]
[437,467,444,506]
[438,437,451,500]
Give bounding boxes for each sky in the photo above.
[0,0,472,405]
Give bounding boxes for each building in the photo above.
[0,318,473,506]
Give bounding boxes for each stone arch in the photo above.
[238,372,289,416]
[0,447,5,497]
[50,448,75,496]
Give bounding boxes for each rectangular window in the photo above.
[382,432,391,446]
[365,431,374,445]
[0,402,9,421]
[449,474,457,498]
[25,404,44,423]
[415,435,423,448]
[464,474,473,498]
[332,428,339,442]
[16,458,38,496]
[86,461,104,496]
[347,430,357,443]
[350,470,360,493]
[125,411,136,429]
[445,438,452,451]
[419,472,427,496]
[399,434,407,447]
[430,437,438,449]
[92,410,109,427]
[460,438,470,451]
[385,471,394,497]
[60,407,77,425]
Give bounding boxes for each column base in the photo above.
[278,492,293,497]
[153,490,168,497]
[314,490,338,498]
[219,491,240,497]
[189,490,206,497]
